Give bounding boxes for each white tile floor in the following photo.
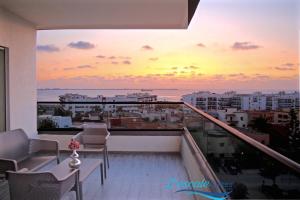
[1,153,195,200]
[77,153,195,200]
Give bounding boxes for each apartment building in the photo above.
[248,110,291,125]
[240,92,267,110]
[215,108,248,128]
[182,91,237,111]
[59,93,157,117]
[266,91,300,110]
[183,91,299,111]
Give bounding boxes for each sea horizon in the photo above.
[37,88,299,102]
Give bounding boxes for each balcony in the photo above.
[28,101,300,199]
[1,1,299,199]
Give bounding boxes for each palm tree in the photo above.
[288,109,300,161]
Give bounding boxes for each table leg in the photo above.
[75,172,80,200]
[106,145,109,168]
[100,163,104,185]
[79,182,83,200]
[103,151,107,179]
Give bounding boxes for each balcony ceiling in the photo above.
[0,0,200,30]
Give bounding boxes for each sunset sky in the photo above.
[37,0,299,92]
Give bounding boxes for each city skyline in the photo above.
[37,0,299,91]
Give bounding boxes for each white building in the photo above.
[216,108,248,128]
[182,91,237,111]
[240,92,267,111]
[59,93,157,117]
[141,108,181,123]
[182,91,299,111]
[197,121,235,157]
[266,91,299,110]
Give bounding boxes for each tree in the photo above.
[116,106,123,113]
[37,105,47,115]
[73,113,83,121]
[288,109,300,161]
[251,117,269,132]
[230,182,248,199]
[54,106,72,116]
[38,118,57,129]
[260,158,280,185]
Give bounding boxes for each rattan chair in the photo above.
[7,168,80,200]
[73,124,110,178]
[0,129,59,178]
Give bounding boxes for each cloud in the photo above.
[212,74,225,79]
[189,65,199,69]
[149,57,159,61]
[68,41,95,49]
[253,74,270,79]
[228,73,249,79]
[123,60,131,65]
[163,73,174,77]
[109,56,116,59]
[112,61,118,65]
[96,55,105,58]
[141,45,153,51]
[77,65,94,69]
[231,42,261,50]
[119,56,132,59]
[37,44,60,52]
[171,67,178,70]
[197,43,206,48]
[184,65,199,70]
[63,65,95,71]
[274,63,296,71]
[63,67,74,71]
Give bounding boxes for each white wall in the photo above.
[0,8,37,137]
[39,134,181,152]
[180,136,211,200]
[107,135,180,152]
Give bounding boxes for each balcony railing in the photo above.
[37,101,300,199]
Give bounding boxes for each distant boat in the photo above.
[141,89,153,92]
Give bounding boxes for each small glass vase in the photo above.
[69,149,81,169]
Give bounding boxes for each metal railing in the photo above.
[184,102,300,174]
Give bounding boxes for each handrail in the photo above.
[38,128,183,132]
[38,101,184,104]
[184,102,300,174]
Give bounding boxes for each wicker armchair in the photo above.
[73,125,110,178]
[7,169,80,200]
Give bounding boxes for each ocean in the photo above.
[37,89,196,102]
[37,89,295,102]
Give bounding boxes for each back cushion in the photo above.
[82,135,106,145]
[83,128,108,135]
[0,129,29,161]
